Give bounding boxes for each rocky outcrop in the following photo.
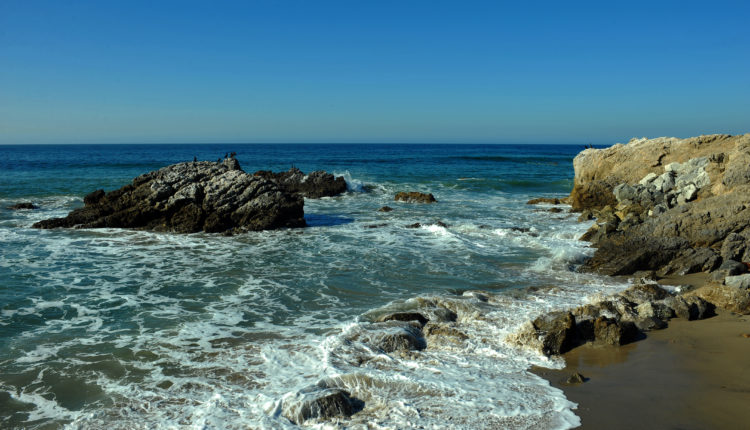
[569,134,749,212]
[253,167,347,198]
[570,134,750,291]
[394,192,437,203]
[33,158,306,233]
[509,283,715,356]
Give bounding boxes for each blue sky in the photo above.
[1,0,748,144]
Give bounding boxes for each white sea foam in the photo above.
[0,188,628,429]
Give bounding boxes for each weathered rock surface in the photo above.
[394,192,437,203]
[571,134,750,279]
[253,167,347,198]
[33,158,306,233]
[569,134,750,212]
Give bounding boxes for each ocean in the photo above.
[0,143,628,429]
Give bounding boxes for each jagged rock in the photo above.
[619,283,670,305]
[656,247,722,276]
[7,202,37,210]
[394,192,437,203]
[377,206,394,212]
[532,311,577,355]
[253,167,347,198]
[33,159,306,233]
[636,301,675,321]
[377,312,429,327]
[593,317,639,345]
[281,386,363,424]
[663,296,714,320]
[721,233,750,262]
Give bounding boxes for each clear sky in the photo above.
[1,0,748,144]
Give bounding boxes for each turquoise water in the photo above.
[0,144,626,429]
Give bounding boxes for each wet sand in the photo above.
[533,310,750,429]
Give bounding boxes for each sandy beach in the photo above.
[534,308,750,429]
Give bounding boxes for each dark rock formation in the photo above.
[253,167,347,198]
[510,283,715,356]
[33,158,306,233]
[7,202,37,210]
[394,192,437,203]
[377,206,394,212]
[593,317,639,345]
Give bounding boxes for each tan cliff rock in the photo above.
[569,133,750,211]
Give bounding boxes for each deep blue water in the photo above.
[0,143,622,429]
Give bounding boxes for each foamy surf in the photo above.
[1,143,617,429]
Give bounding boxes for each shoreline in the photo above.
[533,305,750,429]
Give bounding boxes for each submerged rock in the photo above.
[33,159,306,233]
[7,202,37,210]
[281,386,363,424]
[377,206,394,212]
[394,192,437,203]
[377,312,429,327]
[347,321,427,354]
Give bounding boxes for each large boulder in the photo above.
[33,158,306,233]
[253,167,347,198]
[510,311,577,356]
